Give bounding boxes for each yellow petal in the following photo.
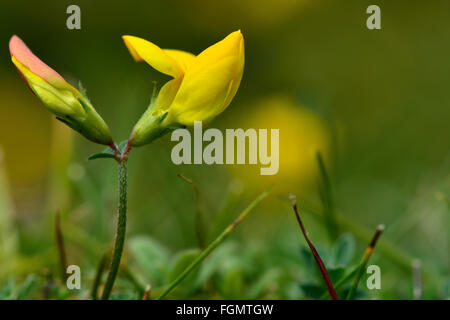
[185,30,242,77]
[222,34,245,113]
[153,77,183,114]
[166,30,244,125]
[163,49,195,73]
[122,35,186,78]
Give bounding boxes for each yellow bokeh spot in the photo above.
[229,95,331,198]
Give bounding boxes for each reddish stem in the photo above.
[291,197,339,300]
[108,141,122,162]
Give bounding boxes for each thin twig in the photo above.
[290,194,339,300]
[178,173,207,248]
[142,284,152,300]
[156,187,272,300]
[346,224,385,299]
[55,212,68,283]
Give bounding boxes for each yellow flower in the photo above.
[123,31,245,147]
[9,35,113,145]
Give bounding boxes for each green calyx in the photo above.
[56,96,112,146]
[128,85,184,147]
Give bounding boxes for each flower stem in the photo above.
[101,160,128,300]
[156,187,272,300]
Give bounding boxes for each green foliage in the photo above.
[88,140,128,160]
[0,275,38,300]
[169,248,202,293]
[0,278,14,300]
[128,236,170,287]
[16,275,37,299]
[110,291,139,300]
[332,233,356,268]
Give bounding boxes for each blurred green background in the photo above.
[0,0,449,299]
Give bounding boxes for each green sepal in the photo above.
[88,140,128,161]
[128,111,171,147]
[78,81,92,105]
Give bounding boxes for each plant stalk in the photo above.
[346,224,384,299]
[291,195,339,300]
[101,160,128,299]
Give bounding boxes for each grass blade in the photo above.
[346,224,384,299]
[177,173,207,248]
[319,224,385,299]
[412,259,422,300]
[156,186,272,300]
[316,152,339,241]
[90,251,109,300]
[16,275,37,300]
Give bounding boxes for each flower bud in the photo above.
[9,35,113,145]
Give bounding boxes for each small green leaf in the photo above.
[16,275,37,300]
[333,233,356,267]
[88,152,116,160]
[196,242,237,286]
[88,140,128,160]
[300,283,324,299]
[117,140,128,153]
[128,236,170,287]
[88,146,115,160]
[110,290,139,300]
[247,269,281,299]
[0,278,15,299]
[299,247,314,272]
[327,267,346,284]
